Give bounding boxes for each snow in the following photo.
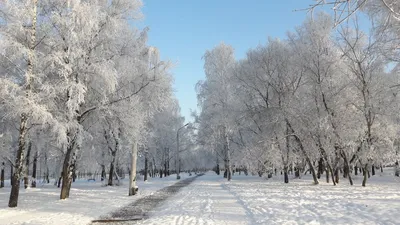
[137,170,400,225]
[0,173,191,225]
[1,170,400,225]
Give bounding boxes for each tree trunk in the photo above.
[354,165,358,175]
[342,154,353,185]
[329,166,336,186]
[223,160,227,178]
[9,0,38,207]
[286,120,318,184]
[372,165,375,176]
[8,114,29,207]
[72,161,77,182]
[108,151,116,186]
[284,166,289,183]
[24,141,32,189]
[334,168,339,184]
[129,141,138,196]
[44,152,49,183]
[101,165,106,181]
[224,126,232,181]
[317,157,324,179]
[57,172,62,187]
[164,162,167,177]
[60,136,76,199]
[362,164,368,187]
[31,151,37,188]
[1,162,4,188]
[326,166,330,183]
[152,157,157,179]
[144,152,148,181]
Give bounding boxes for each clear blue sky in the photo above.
[138,0,317,122]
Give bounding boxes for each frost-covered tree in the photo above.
[196,43,236,181]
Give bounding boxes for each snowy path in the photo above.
[92,174,204,223]
[124,172,400,225]
[133,174,253,225]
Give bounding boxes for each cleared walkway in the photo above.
[92,174,204,224]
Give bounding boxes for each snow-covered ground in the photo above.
[0,173,191,225]
[1,170,400,225]
[138,170,400,225]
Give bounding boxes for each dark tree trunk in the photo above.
[334,169,339,184]
[101,165,106,181]
[9,114,29,207]
[60,135,76,199]
[326,166,330,183]
[354,165,358,175]
[72,162,77,182]
[286,120,318,184]
[24,141,32,189]
[372,165,375,176]
[343,165,348,178]
[58,173,62,187]
[31,151,37,188]
[164,162,167,177]
[160,169,163,178]
[108,152,116,186]
[362,165,368,187]
[284,166,289,183]
[1,162,4,188]
[144,153,148,181]
[317,158,324,179]
[44,152,49,183]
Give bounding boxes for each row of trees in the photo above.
[196,0,400,186]
[0,0,201,208]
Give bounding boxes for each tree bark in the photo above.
[24,141,32,189]
[144,151,148,181]
[1,162,4,188]
[284,166,289,183]
[222,126,232,181]
[31,151,37,188]
[101,165,106,182]
[58,172,62,188]
[372,165,375,176]
[44,152,49,183]
[326,166,330,183]
[317,157,324,179]
[9,114,29,207]
[60,133,76,199]
[164,162,167,177]
[362,164,368,187]
[108,151,116,186]
[129,141,138,196]
[334,168,339,184]
[286,120,318,184]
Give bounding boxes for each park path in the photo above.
[91,173,252,225]
[91,174,204,224]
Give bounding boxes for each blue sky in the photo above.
[138,0,318,122]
